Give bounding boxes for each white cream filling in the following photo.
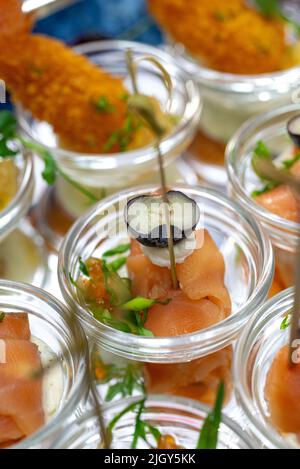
[141,232,196,267]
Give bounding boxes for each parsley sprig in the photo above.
[0,111,99,203]
[253,0,300,36]
[94,358,145,402]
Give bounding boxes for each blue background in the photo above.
[35,0,162,45]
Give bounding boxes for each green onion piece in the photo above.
[122,297,170,312]
[103,244,131,257]
[0,312,5,322]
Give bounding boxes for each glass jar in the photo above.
[16,40,202,247]
[226,104,300,291]
[234,288,299,449]
[0,280,89,449]
[58,184,273,407]
[167,41,300,186]
[51,395,255,449]
[0,150,47,286]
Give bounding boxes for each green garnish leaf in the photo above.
[95,96,115,113]
[0,312,6,322]
[146,423,161,443]
[108,257,127,272]
[0,140,17,157]
[103,244,131,257]
[69,273,78,287]
[103,131,120,152]
[102,261,132,306]
[280,314,291,330]
[122,297,170,312]
[254,0,280,17]
[41,150,57,185]
[252,140,276,182]
[197,381,224,449]
[251,181,279,197]
[79,257,90,277]
[102,363,145,402]
[0,111,18,138]
[92,307,133,333]
[282,153,300,170]
[137,327,154,337]
[108,400,143,435]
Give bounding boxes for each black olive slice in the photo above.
[287,115,300,148]
[124,190,200,248]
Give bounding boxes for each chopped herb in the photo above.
[95,96,115,114]
[213,11,226,21]
[102,261,132,306]
[103,244,131,257]
[280,314,291,330]
[252,140,277,185]
[122,297,170,312]
[79,257,90,277]
[254,0,280,17]
[108,257,127,272]
[103,131,120,152]
[92,306,133,333]
[101,363,145,402]
[251,181,279,197]
[254,0,300,36]
[137,327,154,337]
[0,111,18,139]
[69,273,77,287]
[103,114,140,153]
[282,153,300,170]
[120,93,130,102]
[41,150,57,185]
[196,381,224,449]
[0,312,5,322]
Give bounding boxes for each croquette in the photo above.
[148,0,297,74]
[0,34,142,153]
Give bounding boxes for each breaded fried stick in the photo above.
[0,34,142,154]
[0,0,33,35]
[148,0,293,75]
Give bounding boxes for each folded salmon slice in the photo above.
[255,158,300,222]
[128,229,231,315]
[127,242,173,299]
[0,339,44,445]
[255,185,299,222]
[176,230,231,315]
[265,345,300,434]
[145,347,232,406]
[145,291,226,337]
[0,416,23,445]
[0,313,30,340]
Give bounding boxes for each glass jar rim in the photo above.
[51,394,255,449]
[168,38,300,93]
[0,280,89,449]
[0,149,33,240]
[58,183,274,362]
[234,287,295,449]
[16,40,202,171]
[226,103,300,241]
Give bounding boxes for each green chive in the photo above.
[103,244,131,257]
